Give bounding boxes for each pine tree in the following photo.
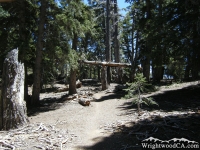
[31,0,48,106]
[56,0,96,94]
[124,73,158,113]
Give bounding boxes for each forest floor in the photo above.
[0,80,200,149]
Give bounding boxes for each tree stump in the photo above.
[0,49,29,130]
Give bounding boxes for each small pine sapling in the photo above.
[124,73,158,113]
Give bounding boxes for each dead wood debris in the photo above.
[0,121,79,150]
[101,110,199,142]
[78,98,91,106]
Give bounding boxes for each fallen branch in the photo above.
[0,140,15,149]
[34,145,45,150]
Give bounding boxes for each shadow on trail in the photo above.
[150,84,200,112]
[93,84,127,102]
[27,93,69,117]
[78,112,200,150]
[119,84,200,113]
[94,92,125,102]
[78,83,200,150]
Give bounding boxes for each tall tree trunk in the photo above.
[24,64,28,102]
[131,30,139,81]
[130,10,135,82]
[142,57,150,81]
[191,18,199,80]
[184,64,191,80]
[153,0,163,82]
[96,46,101,80]
[101,66,108,90]
[142,0,151,82]
[1,49,28,130]
[31,0,47,106]
[106,0,111,86]
[69,33,78,95]
[131,11,140,82]
[69,69,77,95]
[18,0,28,103]
[113,0,122,83]
[98,66,101,80]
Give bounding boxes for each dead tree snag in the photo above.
[0,49,28,130]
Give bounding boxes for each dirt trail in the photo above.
[71,91,129,149]
[29,89,130,149]
[28,81,200,149]
[74,92,125,149]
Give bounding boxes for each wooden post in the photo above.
[0,49,29,130]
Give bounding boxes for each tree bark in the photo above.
[69,33,78,95]
[191,19,199,80]
[133,31,140,80]
[114,0,120,64]
[130,11,140,82]
[69,69,77,95]
[106,0,111,86]
[0,49,28,130]
[18,0,28,102]
[31,0,47,106]
[142,0,151,82]
[153,0,163,82]
[114,0,122,83]
[142,57,150,82]
[101,66,108,90]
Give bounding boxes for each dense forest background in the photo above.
[0,0,200,106]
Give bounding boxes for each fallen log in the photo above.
[79,60,131,67]
[78,98,90,106]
